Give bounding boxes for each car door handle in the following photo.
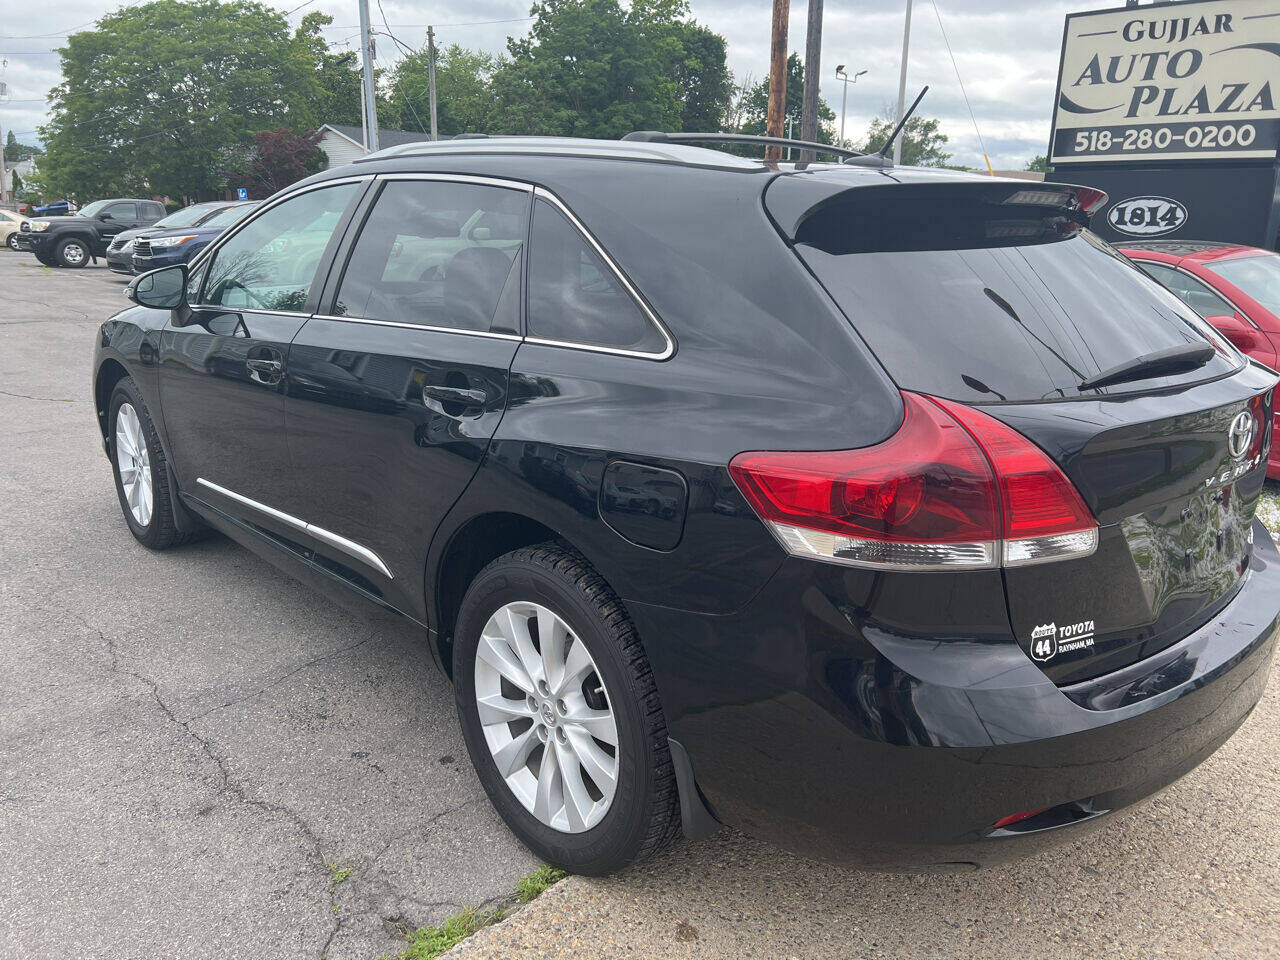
[245,358,283,384]
[422,385,487,406]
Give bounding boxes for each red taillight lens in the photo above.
[929,397,1095,541]
[1246,391,1270,463]
[729,392,1098,570]
[730,394,998,544]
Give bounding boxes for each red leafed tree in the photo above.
[234,128,325,198]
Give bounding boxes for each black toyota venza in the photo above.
[93,135,1278,874]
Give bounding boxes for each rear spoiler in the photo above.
[765,178,1108,243]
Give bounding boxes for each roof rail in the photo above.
[622,131,866,162]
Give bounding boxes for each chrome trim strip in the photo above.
[196,478,393,579]
[188,305,311,319]
[532,187,676,361]
[375,172,535,193]
[310,314,522,340]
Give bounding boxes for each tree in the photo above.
[221,127,324,198]
[1025,154,1049,173]
[738,53,835,143]
[670,23,731,132]
[487,0,727,138]
[390,44,501,136]
[37,0,327,202]
[861,113,952,167]
[294,12,364,129]
[5,131,43,162]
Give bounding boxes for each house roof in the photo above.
[321,123,429,152]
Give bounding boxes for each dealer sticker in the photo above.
[1030,620,1096,662]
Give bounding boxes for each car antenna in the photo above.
[844,85,929,167]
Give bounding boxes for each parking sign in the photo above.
[236,187,248,200]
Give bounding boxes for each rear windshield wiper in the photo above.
[1078,342,1216,391]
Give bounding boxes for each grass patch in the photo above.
[514,865,567,903]
[389,865,567,960]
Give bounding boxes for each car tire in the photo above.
[35,248,55,266]
[454,544,681,875]
[5,234,18,251]
[54,237,89,268]
[108,376,192,550]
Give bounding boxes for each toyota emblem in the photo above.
[1228,411,1256,461]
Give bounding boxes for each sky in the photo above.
[0,0,1114,169]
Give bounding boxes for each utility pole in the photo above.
[765,0,789,162]
[0,74,9,204]
[800,0,822,163]
[427,26,439,141]
[893,0,913,166]
[358,0,380,152]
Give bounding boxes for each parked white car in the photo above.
[0,208,29,251]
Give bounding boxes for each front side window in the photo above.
[333,179,527,332]
[200,183,359,313]
[526,198,666,354]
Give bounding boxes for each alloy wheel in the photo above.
[474,601,619,833]
[62,241,86,265]
[115,402,153,527]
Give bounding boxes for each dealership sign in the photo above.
[1049,0,1280,164]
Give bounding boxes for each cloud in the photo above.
[0,0,1098,167]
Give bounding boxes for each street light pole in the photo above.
[893,0,914,166]
[833,65,866,147]
[358,0,380,152]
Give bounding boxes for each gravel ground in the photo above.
[0,253,535,960]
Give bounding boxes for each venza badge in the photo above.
[1030,620,1097,662]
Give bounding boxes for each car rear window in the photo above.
[786,183,1240,402]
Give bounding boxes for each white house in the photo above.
[317,124,430,168]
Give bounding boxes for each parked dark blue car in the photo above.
[107,201,247,276]
[130,200,259,274]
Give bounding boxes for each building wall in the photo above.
[318,130,368,169]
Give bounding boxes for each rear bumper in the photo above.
[632,521,1280,869]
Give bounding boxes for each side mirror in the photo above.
[127,264,188,312]
[98,212,113,221]
[1204,314,1260,353]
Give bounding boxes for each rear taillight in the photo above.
[728,392,1098,571]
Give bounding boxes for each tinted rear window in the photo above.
[790,184,1240,401]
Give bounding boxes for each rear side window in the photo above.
[333,179,526,333]
[526,198,666,355]
[1137,262,1235,318]
[789,184,1239,401]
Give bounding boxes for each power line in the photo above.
[929,0,991,173]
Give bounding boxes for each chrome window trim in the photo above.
[195,478,393,579]
[311,314,523,340]
[530,186,676,361]
[187,305,312,319]
[374,171,535,193]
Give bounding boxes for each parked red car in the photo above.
[1121,241,1280,478]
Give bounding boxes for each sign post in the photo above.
[1046,0,1280,250]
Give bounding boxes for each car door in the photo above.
[157,179,367,544]
[284,175,529,611]
[97,202,140,242]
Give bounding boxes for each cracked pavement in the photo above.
[0,253,536,959]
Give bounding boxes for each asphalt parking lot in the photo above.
[2,250,1279,960]
[0,251,535,959]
